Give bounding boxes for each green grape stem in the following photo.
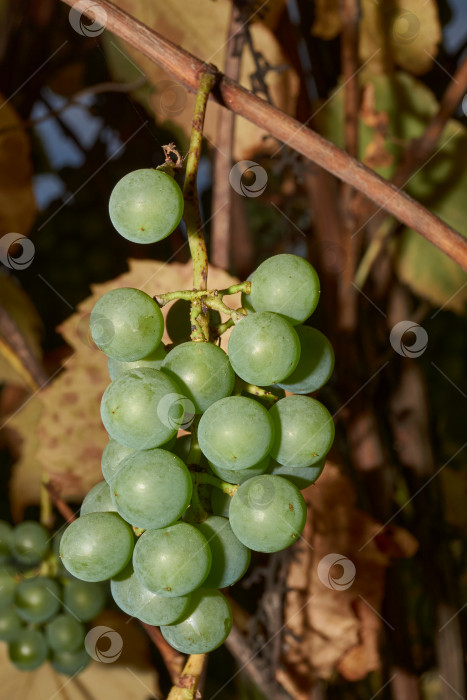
[192,472,239,498]
[240,382,281,405]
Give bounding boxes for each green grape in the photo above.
[111,563,191,625]
[267,457,326,489]
[198,396,274,470]
[162,342,235,413]
[60,513,134,582]
[11,521,50,565]
[90,287,164,362]
[269,396,335,467]
[81,481,117,515]
[0,566,16,608]
[196,516,250,588]
[45,614,86,652]
[0,608,23,641]
[228,312,300,386]
[277,326,334,394]
[111,449,192,529]
[51,648,90,676]
[108,168,184,244]
[209,455,270,484]
[229,475,307,553]
[15,577,61,623]
[101,368,187,449]
[0,521,12,562]
[211,489,232,518]
[161,588,232,654]
[133,523,211,597]
[171,434,191,462]
[9,628,48,671]
[166,299,222,343]
[101,439,135,484]
[63,579,106,621]
[249,254,320,324]
[108,343,167,380]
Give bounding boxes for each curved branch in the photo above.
[58,0,467,270]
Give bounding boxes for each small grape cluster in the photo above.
[60,243,335,654]
[0,519,105,674]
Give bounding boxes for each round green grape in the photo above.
[228,312,300,386]
[277,326,334,394]
[209,455,270,484]
[63,580,106,622]
[0,521,12,562]
[101,439,135,484]
[250,254,320,324]
[15,577,61,623]
[45,614,86,652]
[198,396,274,470]
[51,648,90,676]
[229,475,307,552]
[109,168,184,244]
[9,628,48,671]
[269,395,335,467]
[0,608,23,641]
[196,516,250,588]
[133,523,211,597]
[108,343,167,380]
[0,566,16,608]
[267,457,326,489]
[10,521,50,566]
[111,563,191,625]
[101,368,186,449]
[161,588,232,654]
[81,481,117,515]
[162,341,235,413]
[60,513,134,582]
[211,489,232,518]
[90,287,164,362]
[111,449,192,529]
[166,299,221,343]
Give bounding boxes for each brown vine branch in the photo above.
[167,653,209,700]
[58,0,467,270]
[140,624,185,684]
[44,481,76,523]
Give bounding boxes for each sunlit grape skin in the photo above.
[90,287,164,362]
[228,312,300,386]
[162,341,235,413]
[133,523,211,597]
[250,254,320,324]
[269,395,335,467]
[109,169,184,244]
[80,480,117,515]
[277,326,335,394]
[229,475,307,553]
[107,343,167,380]
[161,588,232,654]
[198,396,274,470]
[60,513,134,582]
[100,368,186,449]
[111,449,192,529]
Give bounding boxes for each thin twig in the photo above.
[57,0,467,269]
[140,623,185,684]
[44,481,76,523]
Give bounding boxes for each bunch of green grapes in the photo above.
[0,520,105,674]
